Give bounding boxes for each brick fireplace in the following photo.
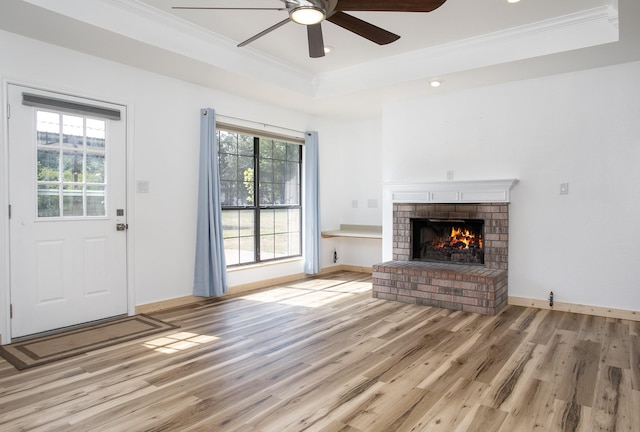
[373,180,517,315]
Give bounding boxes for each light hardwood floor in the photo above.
[0,271,638,431]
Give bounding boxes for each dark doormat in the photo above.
[0,314,179,370]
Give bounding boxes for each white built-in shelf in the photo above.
[321,224,382,239]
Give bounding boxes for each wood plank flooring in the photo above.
[0,271,638,431]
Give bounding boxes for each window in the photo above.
[218,126,302,266]
[36,110,107,218]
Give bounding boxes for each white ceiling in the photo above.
[142,0,610,73]
[1,0,639,118]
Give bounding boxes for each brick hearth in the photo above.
[373,203,509,315]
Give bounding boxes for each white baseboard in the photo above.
[508,296,640,321]
[135,295,202,315]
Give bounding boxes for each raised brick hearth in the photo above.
[373,202,510,315]
[372,261,507,315]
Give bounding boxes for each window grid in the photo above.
[35,110,107,218]
[218,128,302,266]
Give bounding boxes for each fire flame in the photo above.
[449,226,482,249]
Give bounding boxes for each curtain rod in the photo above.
[216,114,307,137]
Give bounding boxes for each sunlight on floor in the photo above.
[241,278,372,308]
[143,331,219,354]
[278,291,354,307]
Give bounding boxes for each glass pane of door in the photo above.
[35,110,107,218]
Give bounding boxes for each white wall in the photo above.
[382,61,640,311]
[0,30,327,317]
[314,117,384,268]
[338,118,384,226]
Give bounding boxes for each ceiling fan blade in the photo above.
[237,18,290,47]
[335,0,447,12]
[327,11,399,45]
[307,23,325,58]
[172,7,286,11]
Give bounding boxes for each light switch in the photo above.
[560,182,569,195]
[136,180,150,193]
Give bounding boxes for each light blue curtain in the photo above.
[193,108,228,297]
[304,131,321,274]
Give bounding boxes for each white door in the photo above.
[8,85,128,338]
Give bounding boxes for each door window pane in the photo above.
[37,111,60,146]
[37,184,60,217]
[86,119,105,148]
[37,149,60,181]
[62,151,84,182]
[86,186,106,216]
[62,115,84,148]
[86,153,105,183]
[63,185,84,216]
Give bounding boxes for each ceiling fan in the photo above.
[173,0,448,58]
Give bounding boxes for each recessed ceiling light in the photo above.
[430,80,442,87]
[324,45,333,54]
[507,0,521,3]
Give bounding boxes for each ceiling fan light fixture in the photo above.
[290,6,325,25]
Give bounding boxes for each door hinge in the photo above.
[8,205,11,219]
[10,304,13,319]
[6,103,10,119]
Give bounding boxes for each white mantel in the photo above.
[386,179,519,204]
[381,179,518,261]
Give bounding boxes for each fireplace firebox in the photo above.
[411,218,484,265]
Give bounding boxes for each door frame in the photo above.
[0,78,136,345]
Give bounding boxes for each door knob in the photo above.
[116,223,128,231]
